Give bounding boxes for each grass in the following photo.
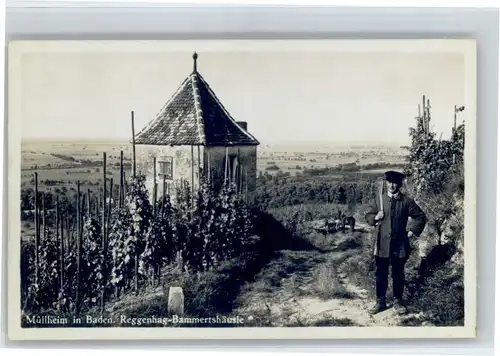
[311,317,358,326]
[334,232,363,252]
[310,261,354,300]
[338,237,377,300]
[403,257,464,326]
[304,232,337,251]
[237,249,325,299]
[283,316,358,327]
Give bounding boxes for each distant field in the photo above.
[256,145,407,175]
[21,140,133,190]
[20,140,407,188]
[21,167,125,191]
[21,140,132,169]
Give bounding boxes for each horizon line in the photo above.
[21,137,409,146]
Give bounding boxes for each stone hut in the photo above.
[133,52,260,203]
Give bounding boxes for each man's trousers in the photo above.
[375,256,407,300]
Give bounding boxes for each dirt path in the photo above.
[234,228,422,327]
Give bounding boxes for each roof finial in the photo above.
[193,52,198,72]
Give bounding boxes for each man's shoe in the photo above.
[393,298,408,315]
[368,299,386,315]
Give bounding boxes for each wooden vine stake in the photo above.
[191,145,195,206]
[427,98,431,135]
[42,192,46,242]
[149,160,155,286]
[34,172,39,285]
[224,147,229,184]
[101,177,113,311]
[153,157,157,216]
[75,181,82,314]
[131,111,137,178]
[131,110,139,296]
[87,189,91,218]
[55,196,62,310]
[161,175,166,217]
[81,194,86,227]
[107,178,113,235]
[244,166,248,205]
[58,196,65,309]
[65,212,70,253]
[96,183,101,218]
[197,145,201,186]
[100,152,107,311]
[237,148,241,194]
[207,150,212,188]
[102,152,107,246]
[119,150,124,209]
[422,95,426,137]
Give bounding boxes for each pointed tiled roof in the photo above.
[134,53,260,147]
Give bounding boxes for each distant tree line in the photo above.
[254,171,379,210]
[263,161,405,177]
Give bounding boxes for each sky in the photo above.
[20,48,465,146]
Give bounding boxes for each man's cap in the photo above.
[384,170,405,184]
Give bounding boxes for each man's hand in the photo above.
[375,211,384,221]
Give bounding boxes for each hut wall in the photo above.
[135,144,257,204]
[204,145,257,197]
[135,144,204,203]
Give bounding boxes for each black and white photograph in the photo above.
[7,39,477,340]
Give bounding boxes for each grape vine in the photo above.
[22,171,255,317]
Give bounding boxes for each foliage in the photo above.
[172,178,253,273]
[254,174,379,210]
[127,174,153,251]
[109,207,134,289]
[24,231,61,311]
[404,109,465,196]
[139,195,175,282]
[22,172,256,316]
[266,203,342,235]
[409,264,464,326]
[79,217,104,309]
[108,174,154,292]
[403,105,465,243]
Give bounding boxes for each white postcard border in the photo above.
[7,39,477,340]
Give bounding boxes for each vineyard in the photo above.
[21,152,255,321]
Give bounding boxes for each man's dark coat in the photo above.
[365,193,427,259]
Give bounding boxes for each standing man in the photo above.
[365,170,427,315]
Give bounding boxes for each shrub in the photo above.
[24,230,62,312]
[109,207,135,291]
[398,98,465,324]
[265,164,280,171]
[171,179,254,273]
[405,264,464,326]
[79,217,104,309]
